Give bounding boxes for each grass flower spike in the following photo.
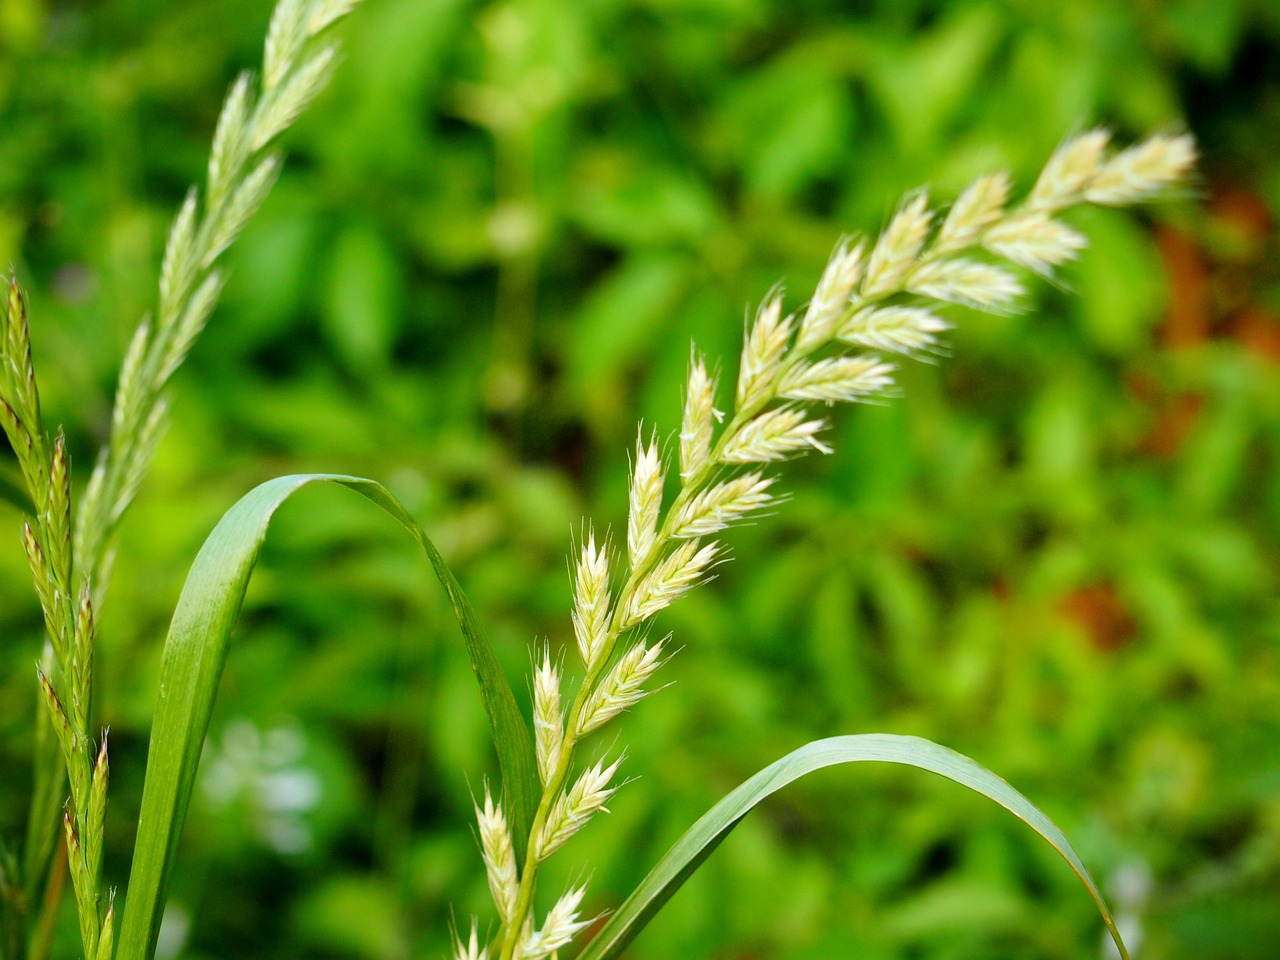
[482,128,1196,960]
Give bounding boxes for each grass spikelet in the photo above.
[1085,132,1198,205]
[737,295,793,409]
[251,45,337,150]
[670,473,775,538]
[798,240,865,350]
[202,154,282,268]
[937,172,1010,251]
[679,354,719,482]
[862,194,932,297]
[454,919,490,960]
[476,787,519,923]
[263,0,310,91]
[536,758,622,860]
[984,213,1087,274]
[571,531,611,668]
[158,190,199,316]
[838,305,950,356]
[1029,128,1111,210]
[907,258,1023,309]
[721,406,830,463]
[621,540,720,627]
[578,637,669,734]
[521,884,591,959]
[627,433,664,569]
[533,651,564,786]
[206,77,254,208]
[779,356,896,404]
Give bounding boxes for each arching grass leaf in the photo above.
[578,733,1127,960]
[116,474,539,960]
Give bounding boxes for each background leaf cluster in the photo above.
[2,0,1279,957]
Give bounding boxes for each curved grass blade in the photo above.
[116,474,539,960]
[578,733,1128,960]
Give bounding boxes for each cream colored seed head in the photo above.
[779,356,896,404]
[521,884,591,960]
[670,472,775,539]
[578,637,669,733]
[838,305,950,356]
[571,530,611,667]
[736,295,793,410]
[454,919,489,960]
[1029,128,1111,209]
[627,433,664,569]
[679,354,719,483]
[862,194,932,298]
[983,213,1087,275]
[797,240,865,351]
[536,757,622,860]
[937,171,1010,251]
[533,649,563,786]
[720,406,830,464]
[475,787,518,923]
[1085,133,1198,206]
[622,539,720,627]
[906,258,1023,310]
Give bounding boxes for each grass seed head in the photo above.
[521,883,592,959]
[627,432,664,569]
[533,650,564,785]
[937,171,1011,251]
[578,636,670,734]
[679,354,718,482]
[476,786,519,923]
[863,194,933,298]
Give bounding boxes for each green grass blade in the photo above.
[116,474,539,960]
[578,733,1128,960]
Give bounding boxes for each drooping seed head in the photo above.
[862,194,933,298]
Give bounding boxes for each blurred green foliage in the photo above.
[2,0,1279,957]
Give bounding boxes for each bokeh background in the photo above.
[2,0,1279,957]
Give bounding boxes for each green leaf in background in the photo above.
[0,460,32,514]
[115,474,539,960]
[578,734,1128,960]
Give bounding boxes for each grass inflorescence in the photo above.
[463,129,1196,960]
